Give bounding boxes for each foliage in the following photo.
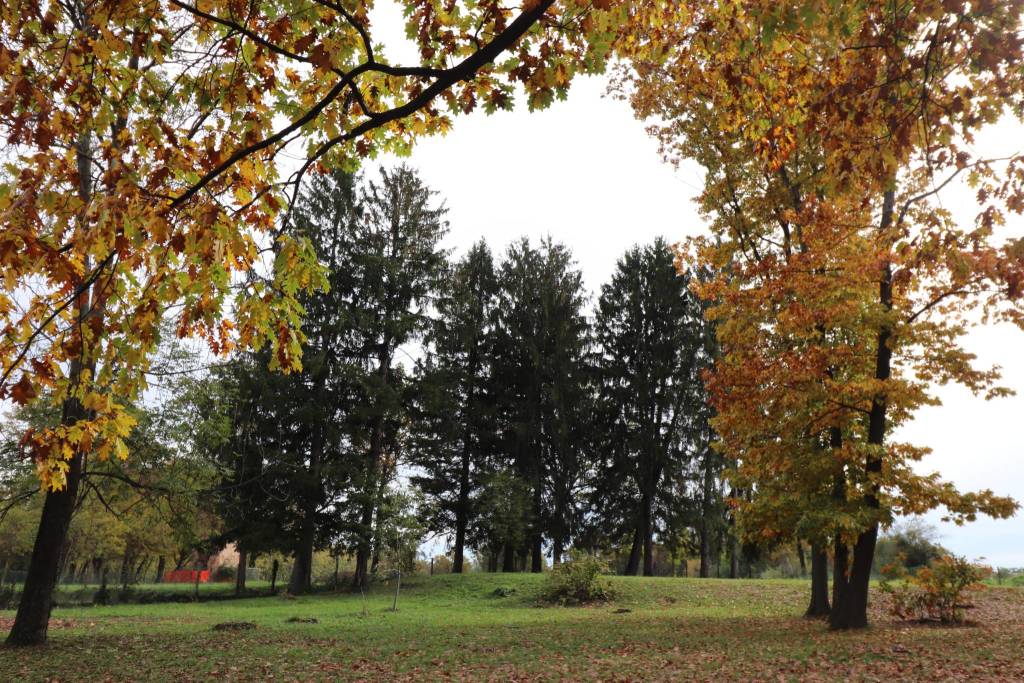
[881,555,992,624]
[618,0,1024,628]
[491,237,594,568]
[873,520,948,575]
[539,556,614,606]
[0,0,625,491]
[589,238,715,576]
[410,240,499,572]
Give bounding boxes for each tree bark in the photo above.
[501,543,515,573]
[530,534,543,573]
[154,556,166,584]
[805,542,831,618]
[453,446,470,573]
[7,132,96,647]
[624,524,642,576]
[829,189,894,631]
[354,342,391,591]
[641,490,655,577]
[6,438,85,645]
[288,541,313,595]
[552,537,564,567]
[235,544,247,595]
[270,558,279,593]
[796,540,807,577]
[698,526,711,578]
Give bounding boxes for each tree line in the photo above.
[202,165,729,591]
[0,163,741,600]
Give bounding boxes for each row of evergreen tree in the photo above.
[204,166,733,592]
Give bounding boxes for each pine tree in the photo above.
[411,241,499,573]
[592,239,712,576]
[333,166,450,590]
[492,237,593,570]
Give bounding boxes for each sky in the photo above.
[363,5,1024,566]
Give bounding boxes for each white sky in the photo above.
[368,10,1024,566]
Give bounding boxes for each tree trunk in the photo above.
[805,542,830,618]
[698,526,711,578]
[796,540,807,578]
[6,450,84,646]
[502,543,516,573]
[830,189,894,631]
[270,559,279,593]
[530,534,543,573]
[453,445,470,573]
[641,490,655,577]
[624,524,642,576]
[288,542,313,595]
[552,537,564,567]
[235,544,247,595]
[119,547,133,592]
[7,106,105,649]
[729,540,740,579]
[354,431,381,590]
[154,556,166,584]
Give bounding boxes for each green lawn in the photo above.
[1,573,1021,681]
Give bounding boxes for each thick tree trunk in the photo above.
[729,539,740,579]
[288,539,313,595]
[830,190,894,631]
[805,542,831,618]
[453,447,470,573]
[270,559,279,593]
[235,544,247,595]
[501,543,515,573]
[698,527,711,578]
[641,490,655,577]
[624,524,642,576]
[6,450,84,646]
[154,556,166,584]
[354,416,383,590]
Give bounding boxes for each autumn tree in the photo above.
[620,0,1024,628]
[0,0,630,644]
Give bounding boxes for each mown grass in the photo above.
[0,573,1021,681]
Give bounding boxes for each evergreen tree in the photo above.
[411,241,499,573]
[333,166,450,589]
[492,237,593,570]
[592,239,711,576]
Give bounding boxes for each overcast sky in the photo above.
[370,53,1024,566]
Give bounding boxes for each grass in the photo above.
[0,573,1021,681]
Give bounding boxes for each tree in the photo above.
[492,237,592,570]
[620,0,1024,629]
[591,239,710,576]
[0,0,624,644]
[411,241,499,573]
[330,166,449,590]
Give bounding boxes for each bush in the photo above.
[540,556,614,606]
[212,565,236,582]
[881,554,991,624]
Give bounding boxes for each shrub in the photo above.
[540,556,614,606]
[881,554,991,624]
[212,565,236,582]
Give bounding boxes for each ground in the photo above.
[1,574,1021,681]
